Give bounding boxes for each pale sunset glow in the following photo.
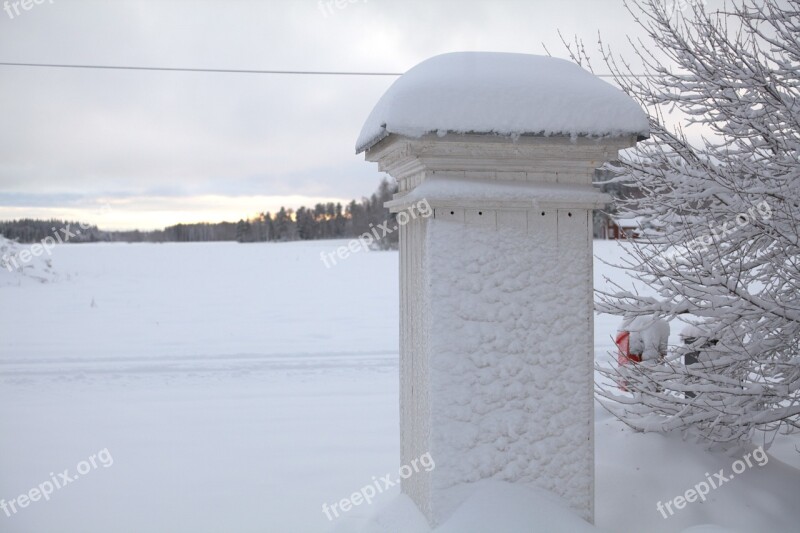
[0,194,351,231]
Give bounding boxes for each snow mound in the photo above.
[332,494,430,533]
[619,315,670,361]
[338,480,750,533]
[342,481,599,533]
[434,481,599,533]
[0,235,58,285]
[356,52,649,152]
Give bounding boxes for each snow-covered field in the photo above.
[1,240,798,532]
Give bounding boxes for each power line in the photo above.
[0,61,645,78]
[0,62,404,76]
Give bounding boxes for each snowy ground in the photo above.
[0,240,798,532]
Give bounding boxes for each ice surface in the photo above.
[356,52,649,152]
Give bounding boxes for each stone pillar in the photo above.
[363,133,638,524]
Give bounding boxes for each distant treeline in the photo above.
[0,179,399,247]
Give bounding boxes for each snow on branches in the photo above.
[567,0,800,446]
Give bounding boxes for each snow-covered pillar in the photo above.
[356,52,648,525]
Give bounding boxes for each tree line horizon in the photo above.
[0,179,400,248]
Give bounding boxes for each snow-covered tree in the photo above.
[567,0,800,446]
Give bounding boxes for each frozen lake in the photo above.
[1,240,798,532]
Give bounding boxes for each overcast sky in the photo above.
[0,0,699,230]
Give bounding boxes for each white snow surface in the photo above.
[0,235,60,286]
[356,52,649,153]
[339,481,598,533]
[1,240,798,532]
[680,323,712,339]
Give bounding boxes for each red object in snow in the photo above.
[615,330,642,366]
[615,330,641,391]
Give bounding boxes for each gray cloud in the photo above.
[0,0,690,228]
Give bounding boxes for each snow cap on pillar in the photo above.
[356,51,649,154]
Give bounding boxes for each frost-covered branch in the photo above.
[575,0,800,447]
